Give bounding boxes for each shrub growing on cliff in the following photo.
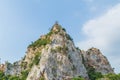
[28,38,51,48]
[62,28,66,32]
[97,73,120,80]
[0,71,20,80]
[28,52,41,67]
[8,76,20,80]
[72,76,84,80]
[87,67,103,80]
[66,34,73,41]
[21,70,29,80]
[0,71,5,79]
[33,52,41,65]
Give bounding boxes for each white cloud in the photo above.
[77,3,120,73]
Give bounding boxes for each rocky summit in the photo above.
[1,23,114,80]
[81,48,114,75]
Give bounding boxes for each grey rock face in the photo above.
[81,47,114,75]
[3,23,114,80]
[26,24,88,80]
[4,61,22,76]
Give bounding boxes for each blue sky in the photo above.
[0,0,120,73]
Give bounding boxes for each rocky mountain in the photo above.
[24,23,88,80]
[1,23,114,80]
[81,48,114,75]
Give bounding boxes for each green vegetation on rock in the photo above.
[87,67,103,80]
[29,38,51,48]
[97,73,120,80]
[0,70,27,80]
[29,52,41,68]
[66,34,73,41]
[1,24,119,80]
[33,52,41,65]
[21,70,29,80]
[72,76,84,80]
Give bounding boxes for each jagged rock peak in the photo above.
[3,24,115,80]
[52,21,62,30]
[25,24,88,80]
[50,22,66,34]
[82,47,114,75]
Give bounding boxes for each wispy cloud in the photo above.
[77,3,120,73]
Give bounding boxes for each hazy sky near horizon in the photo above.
[0,0,120,73]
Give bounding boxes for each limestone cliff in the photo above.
[81,47,114,75]
[3,23,114,80]
[24,23,88,80]
[4,61,22,76]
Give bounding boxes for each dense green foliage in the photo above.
[21,70,29,80]
[29,38,51,48]
[7,76,20,80]
[87,67,103,80]
[72,76,84,80]
[71,73,120,80]
[97,73,120,80]
[0,71,20,80]
[0,70,29,80]
[33,52,41,65]
[87,67,120,80]
[106,73,120,80]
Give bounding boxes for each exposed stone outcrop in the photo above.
[81,47,114,75]
[4,61,22,76]
[26,23,88,80]
[0,64,5,72]
[3,23,114,80]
